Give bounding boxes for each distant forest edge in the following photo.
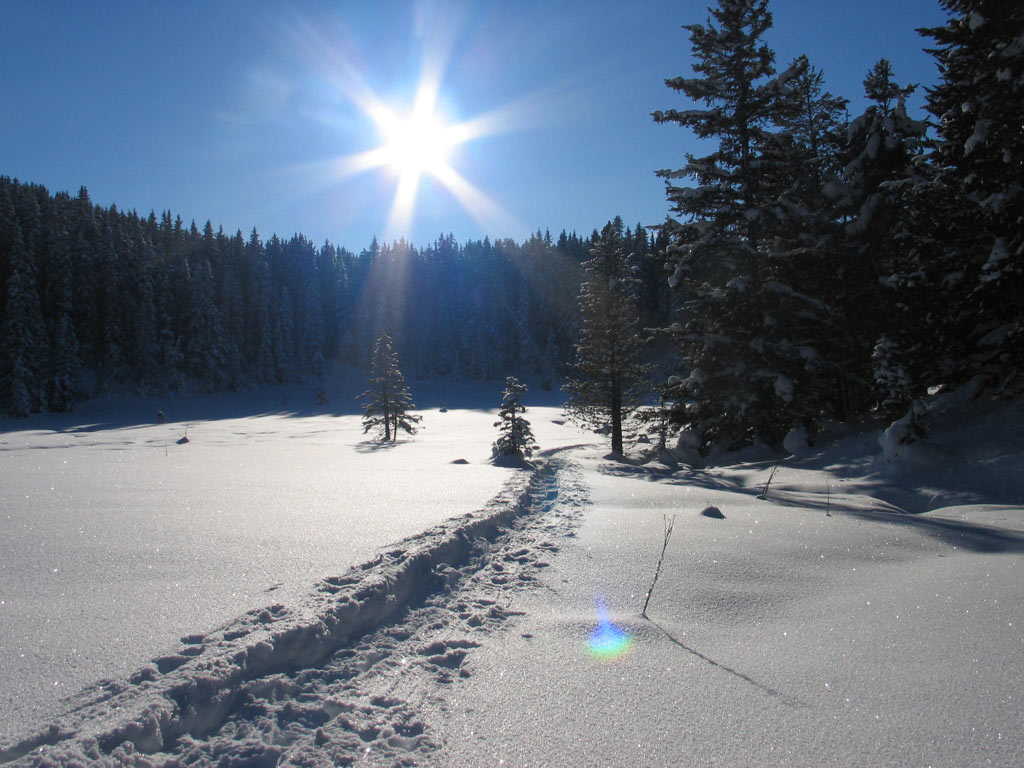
[0,176,671,416]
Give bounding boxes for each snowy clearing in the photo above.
[0,376,576,740]
[1,385,1022,766]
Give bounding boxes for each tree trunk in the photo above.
[611,378,623,455]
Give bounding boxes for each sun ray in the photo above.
[430,161,524,236]
[440,75,593,147]
[331,146,393,179]
[385,170,421,240]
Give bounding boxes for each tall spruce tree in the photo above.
[765,57,859,426]
[917,1,1024,393]
[563,219,651,455]
[359,332,421,442]
[834,60,933,416]
[653,0,806,451]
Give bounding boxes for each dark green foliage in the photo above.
[654,0,811,451]
[41,202,82,411]
[564,218,653,455]
[915,0,1024,393]
[493,376,536,459]
[1,226,45,416]
[654,0,1023,453]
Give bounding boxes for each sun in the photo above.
[288,18,525,240]
[376,106,456,178]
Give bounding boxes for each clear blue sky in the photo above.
[1,1,947,251]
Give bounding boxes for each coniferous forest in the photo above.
[2,0,1022,456]
[0,177,669,416]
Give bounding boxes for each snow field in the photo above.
[435,446,1023,767]
[2,388,1022,766]
[0,450,584,766]
[0,393,576,744]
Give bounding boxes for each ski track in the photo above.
[1,454,590,767]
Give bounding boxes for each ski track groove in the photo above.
[1,455,589,767]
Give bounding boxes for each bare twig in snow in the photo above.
[642,514,676,618]
[758,460,779,499]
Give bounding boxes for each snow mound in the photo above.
[782,426,809,456]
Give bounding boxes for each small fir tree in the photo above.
[359,332,421,442]
[493,376,536,459]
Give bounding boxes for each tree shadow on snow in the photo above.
[597,461,750,495]
[353,439,403,454]
[600,460,1024,556]
[647,619,807,708]
[846,509,1024,555]
[756,484,1024,554]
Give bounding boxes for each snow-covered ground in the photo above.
[1,381,1022,766]
[0,374,571,738]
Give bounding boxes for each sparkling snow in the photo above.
[1,383,1021,766]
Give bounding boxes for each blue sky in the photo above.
[1,1,948,251]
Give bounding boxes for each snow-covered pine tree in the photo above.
[243,232,276,385]
[186,243,239,392]
[272,286,296,385]
[919,1,1024,393]
[133,261,163,395]
[43,212,82,411]
[835,60,932,415]
[653,0,806,451]
[218,233,247,382]
[94,215,127,391]
[763,56,858,428]
[492,376,536,459]
[1,225,46,416]
[289,234,326,379]
[563,218,651,456]
[359,332,422,442]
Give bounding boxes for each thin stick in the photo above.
[759,460,779,499]
[642,514,676,618]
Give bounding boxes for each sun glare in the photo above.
[377,108,455,177]
[285,15,526,240]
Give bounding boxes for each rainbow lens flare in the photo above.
[587,601,632,658]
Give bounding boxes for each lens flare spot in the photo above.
[587,601,632,658]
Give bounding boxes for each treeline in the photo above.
[0,177,669,417]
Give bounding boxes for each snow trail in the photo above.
[0,455,589,766]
